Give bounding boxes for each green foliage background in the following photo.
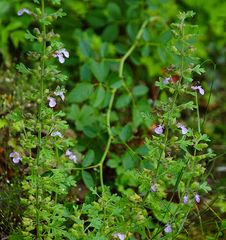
[0,0,226,239]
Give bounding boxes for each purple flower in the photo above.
[154,125,164,135]
[177,123,188,135]
[51,131,63,138]
[195,193,201,203]
[163,77,171,85]
[183,195,188,204]
[150,183,156,192]
[191,85,205,95]
[9,151,21,164]
[17,8,30,16]
[112,233,125,240]
[48,97,56,108]
[53,48,69,64]
[66,149,73,156]
[65,149,77,163]
[54,89,65,101]
[164,223,172,233]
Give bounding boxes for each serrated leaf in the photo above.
[82,171,95,189]
[82,150,95,167]
[195,143,208,151]
[16,63,31,74]
[192,64,205,75]
[24,30,36,42]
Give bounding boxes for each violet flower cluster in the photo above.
[48,87,65,108]
[9,151,22,164]
[65,149,77,163]
[17,8,30,16]
[53,48,69,64]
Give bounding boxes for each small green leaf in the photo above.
[0,118,7,129]
[16,63,31,74]
[82,150,95,167]
[24,30,36,42]
[195,143,208,151]
[192,64,205,75]
[94,85,105,107]
[90,60,109,82]
[221,220,226,230]
[68,83,93,103]
[132,85,149,96]
[82,171,95,189]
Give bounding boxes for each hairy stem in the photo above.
[36,0,46,238]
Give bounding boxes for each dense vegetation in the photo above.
[0,0,225,239]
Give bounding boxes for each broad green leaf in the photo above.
[119,124,133,142]
[82,171,95,189]
[132,85,149,96]
[90,60,109,82]
[93,85,105,107]
[79,40,92,57]
[126,22,139,41]
[102,24,119,42]
[82,149,95,167]
[68,83,93,103]
[122,152,136,170]
[107,2,121,20]
[10,30,25,48]
[107,158,120,168]
[159,30,172,44]
[87,10,106,28]
[80,63,92,81]
[115,94,131,109]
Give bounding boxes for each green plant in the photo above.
[2,0,223,239]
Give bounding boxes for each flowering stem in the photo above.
[35,0,46,238]
[195,92,201,133]
[195,204,204,237]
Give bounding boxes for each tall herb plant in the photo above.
[9,0,77,239]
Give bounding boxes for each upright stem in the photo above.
[196,93,201,133]
[36,0,46,238]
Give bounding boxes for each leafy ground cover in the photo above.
[0,0,226,239]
